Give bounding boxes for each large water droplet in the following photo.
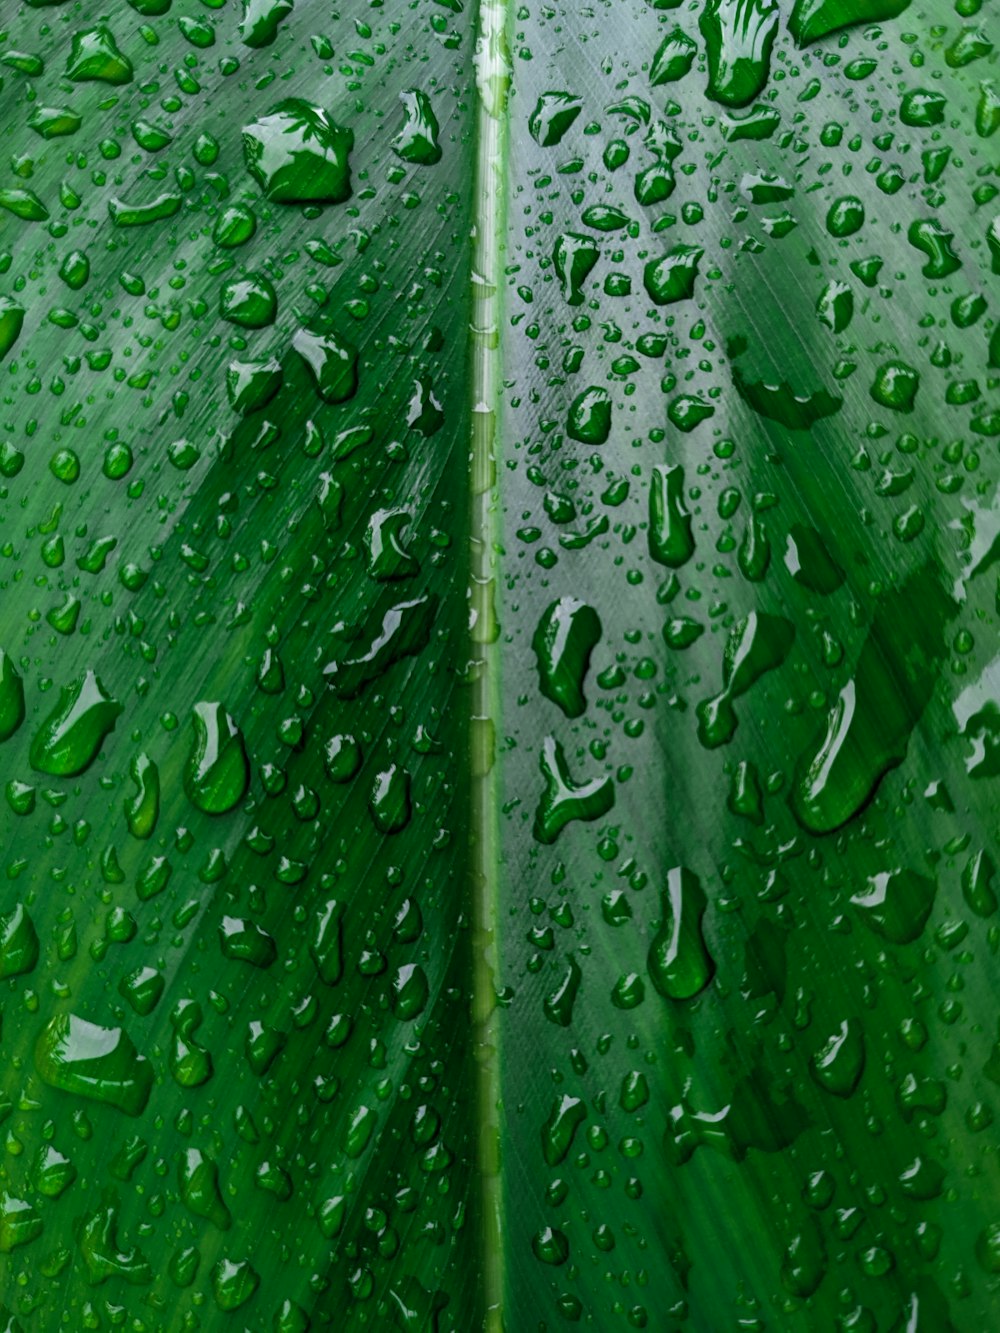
[184,702,250,815]
[243,99,353,204]
[648,867,715,1000]
[35,1014,153,1116]
[532,597,602,718]
[0,649,25,742]
[30,670,122,777]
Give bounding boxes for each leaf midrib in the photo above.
[469,0,511,1325]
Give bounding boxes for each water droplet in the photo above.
[323,596,437,698]
[793,566,953,832]
[532,597,602,718]
[544,955,582,1026]
[648,867,715,1000]
[370,764,412,834]
[240,0,292,48]
[243,99,353,204]
[0,299,25,360]
[33,1144,76,1199]
[789,0,910,47]
[541,1094,586,1166]
[700,0,778,107]
[783,524,844,593]
[650,28,697,86]
[227,356,283,415]
[219,272,277,328]
[567,386,611,444]
[184,702,250,815]
[553,232,599,305]
[30,670,122,777]
[532,1226,570,1266]
[310,898,344,985]
[212,1257,260,1311]
[908,217,961,278]
[219,916,277,969]
[870,359,920,412]
[170,1001,213,1087]
[963,849,998,917]
[649,463,695,568]
[0,649,25,741]
[179,1148,232,1230]
[343,1103,377,1158]
[643,244,702,305]
[851,869,936,944]
[35,1014,153,1116]
[66,26,133,84]
[0,903,38,979]
[529,92,582,146]
[534,736,614,844]
[391,963,429,1020]
[293,327,358,402]
[393,89,443,164]
[0,1195,42,1254]
[810,1018,865,1096]
[124,752,159,839]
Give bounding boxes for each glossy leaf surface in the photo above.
[0,0,998,1328]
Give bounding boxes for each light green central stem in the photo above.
[469,0,510,1326]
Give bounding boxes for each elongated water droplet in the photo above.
[0,650,24,743]
[649,463,694,567]
[0,299,25,361]
[648,867,715,1000]
[124,752,159,839]
[30,670,122,777]
[544,955,582,1026]
[370,764,412,834]
[963,849,998,918]
[79,1199,151,1284]
[171,1001,213,1088]
[324,597,437,698]
[553,232,599,305]
[533,597,601,717]
[810,1018,866,1096]
[0,903,39,979]
[392,89,442,164]
[700,0,778,107]
[541,1094,587,1166]
[184,702,249,815]
[391,963,429,1020]
[310,899,344,985]
[179,1149,232,1230]
[793,566,953,832]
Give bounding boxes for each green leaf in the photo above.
[0,0,997,1328]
